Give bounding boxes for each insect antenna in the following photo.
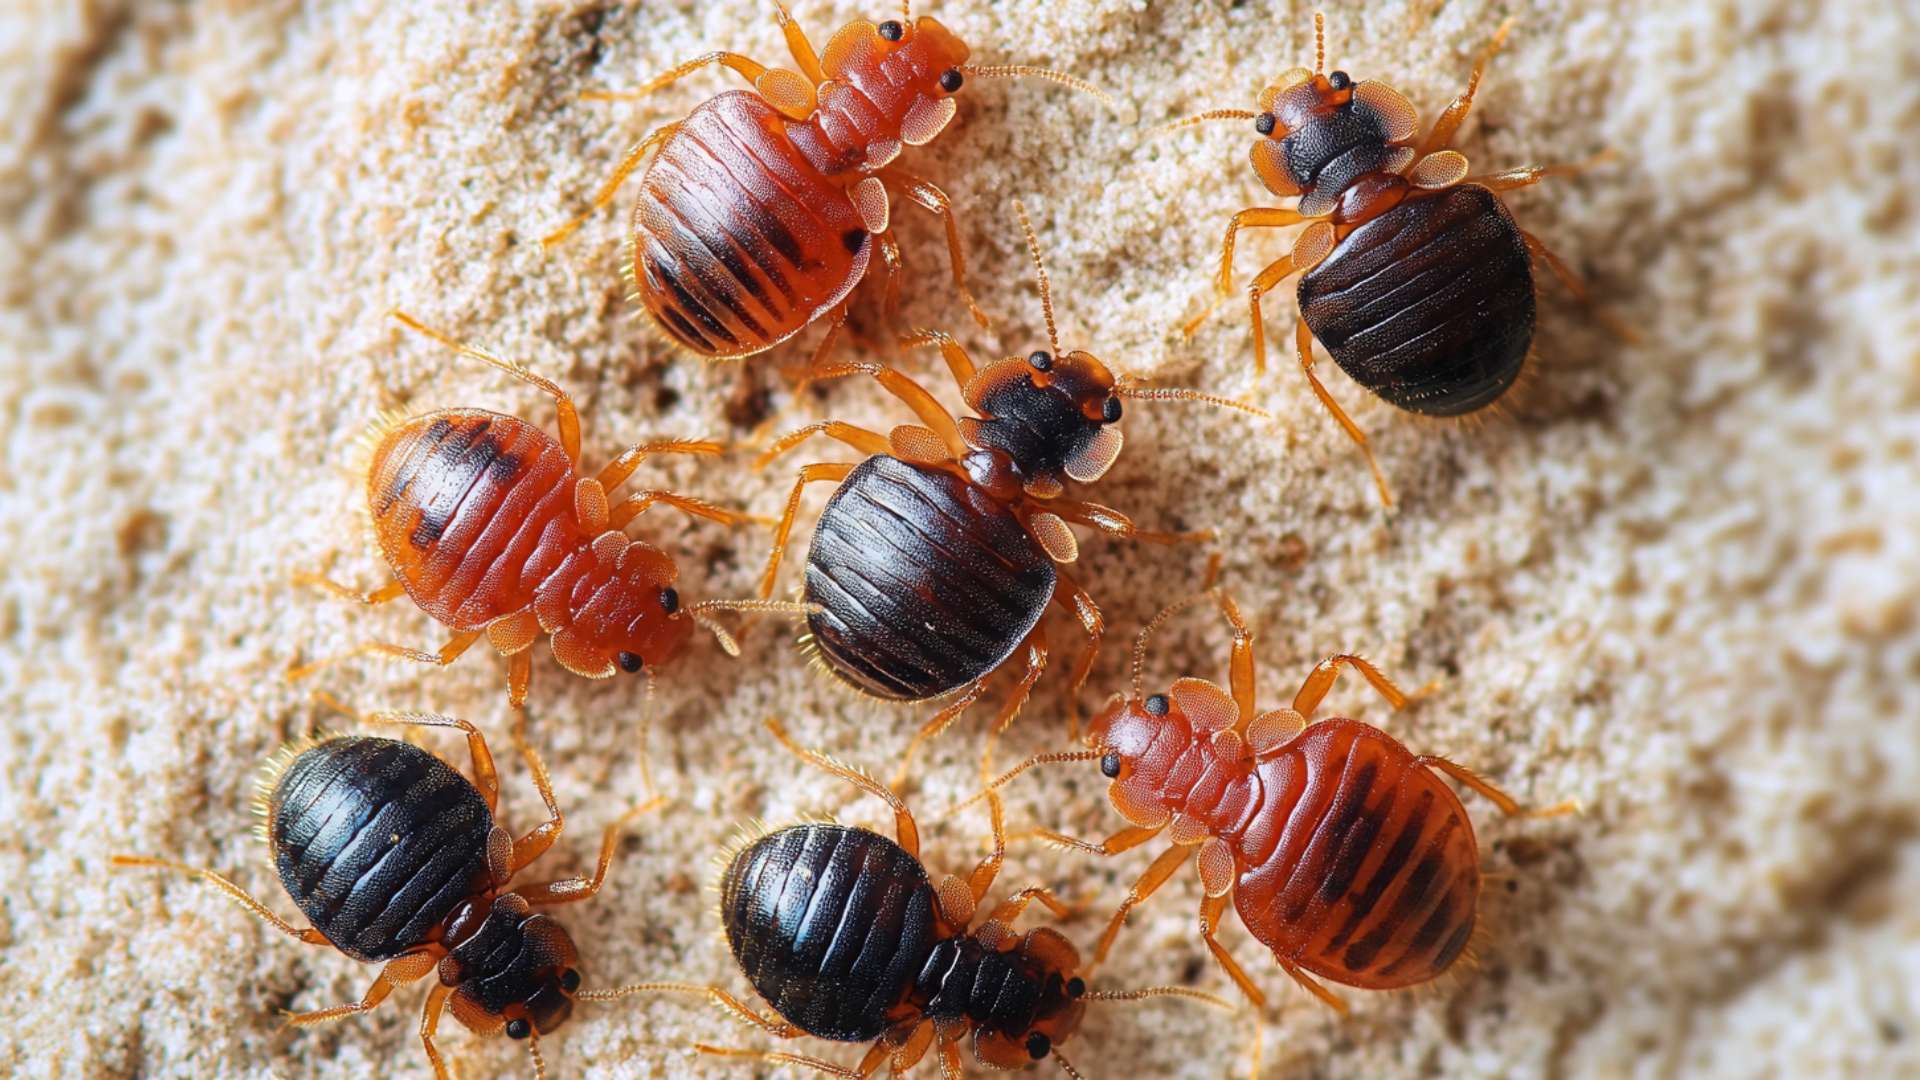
[685,599,820,656]
[1314,10,1326,75]
[528,1029,548,1080]
[1113,380,1270,419]
[939,749,1102,818]
[1130,555,1226,699]
[1051,1048,1086,1080]
[1150,108,1259,136]
[1011,199,1060,359]
[1084,985,1238,1010]
[959,64,1116,112]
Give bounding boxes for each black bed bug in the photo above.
[1173,14,1629,506]
[753,201,1266,781]
[580,719,1229,1076]
[112,705,664,1079]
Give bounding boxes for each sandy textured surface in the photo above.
[5,0,1918,1077]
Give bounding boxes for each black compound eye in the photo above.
[1328,70,1352,90]
[506,1018,532,1040]
[560,968,582,993]
[1067,977,1086,998]
[878,20,904,41]
[939,68,964,93]
[1144,693,1169,716]
[1026,1033,1051,1060]
[1254,112,1276,135]
[1028,350,1053,371]
[617,651,644,674]
[1099,752,1122,779]
[1102,397,1123,423]
[658,586,679,614]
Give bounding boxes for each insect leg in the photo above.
[419,983,455,1080]
[755,461,855,598]
[888,680,987,791]
[1184,207,1308,338]
[1290,653,1408,720]
[883,169,991,330]
[1090,843,1194,972]
[694,1045,869,1079]
[898,328,979,398]
[770,2,828,83]
[355,709,502,813]
[285,628,484,684]
[517,796,670,905]
[108,857,331,945]
[1521,229,1640,344]
[540,121,680,248]
[1291,317,1394,507]
[390,311,583,464]
[1200,891,1269,1008]
[765,717,923,860]
[1416,18,1514,157]
[292,574,406,606]
[609,490,770,530]
[283,949,440,1027]
[1418,755,1581,818]
[1050,569,1104,740]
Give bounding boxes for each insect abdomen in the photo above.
[804,455,1056,701]
[366,409,576,628]
[721,824,941,1042]
[266,736,494,963]
[1297,184,1535,416]
[634,92,869,358]
[1230,721,1481,989]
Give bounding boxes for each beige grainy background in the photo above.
[4,0,1917,1077]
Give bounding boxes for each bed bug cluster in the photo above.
[113,5,1613,1078]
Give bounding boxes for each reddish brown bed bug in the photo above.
[112,705,667,1080]
[579,719,1230,1078]
[289,312,808,724]
[753,202,1266,782]
[1171,14,1629,506]
[973,577,1576,1013]
[541,1,1113,373]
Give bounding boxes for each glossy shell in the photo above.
[721,823,940,1042]
[1297,184,1536,416]
[633,92,870,358]
[265,736,494,963]
[366,409,577,629]
[804,455,1056,701]
[1233,720,1482,989]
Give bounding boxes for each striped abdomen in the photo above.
[804,455,1056,701]
[720,824,941,1042]
[265,736,495,963]
[1298,184,1535,416]
[1229,720,1481,989]
[633,92,869,358]
[366,409,579,629]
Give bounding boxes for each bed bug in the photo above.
[541,1,1112,372]
[974,578,1575,1012]
[1173,14,1627,506]
[753,202,1265,781]
[581,719,1228,1078]
[112,707,665,1079]
[289,312,806,721]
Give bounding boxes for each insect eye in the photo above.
[506,1018,532,1040]
[560,968,582,992]
[1327,70,1352,90]
[1102,397,1123,423]
[1028,350,1053,371]
[878,20,904,41]
[1254,112,1276,135]
[1025,1033,1051,1060]
[617,651,644,674]
[1067,977,1086,998]
[939,68,964,93]
[1099,752,1122,778]
[659,586,680,614]
[1144,693,1169,717]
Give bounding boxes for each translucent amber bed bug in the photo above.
[289,313,807,722]
[754,203,1265,783]
[542,1,1113,372]
[580,719,1230,1078]
[1174,14,1629,506]
[973,576,1577,1013]
[113,704,667,1079]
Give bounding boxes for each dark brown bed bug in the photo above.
[579,719,1227,1077]
[753,203,1265,780]
[289,312,806,722]
[112,706,666,1079]
[1172,14,1627,506]
[972,576,1576,1013]
[541,1,1111,372]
